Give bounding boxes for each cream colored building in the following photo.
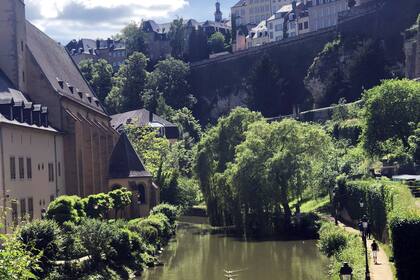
[246,20,270,48]
[232,0,294,26]
[0,74,64,233]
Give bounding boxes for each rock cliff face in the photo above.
[191,0,420,123]
[404,19,420,79]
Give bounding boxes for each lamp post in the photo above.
[360,213,370,280]
[339,262,353,280]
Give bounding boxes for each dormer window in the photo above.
[78,91,83,99]
[68,85,74,93]
[56,78,64,89]
[87,96,92,103]
[94,100,100,106]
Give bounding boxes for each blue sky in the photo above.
[26,0,238,43]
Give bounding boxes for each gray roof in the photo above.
[0,71,28,103]
[26,21,106,115]
[233,0,247,8]
[111,109,176,131]
[108,133,152,179]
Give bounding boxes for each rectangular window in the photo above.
[28,198,34,221]
[20,199,26,220]
[299,23,303,30]
[10,157,16,180]
[18,157,24,179]
[27,158,32,179]
[304,21,309,29]
[48,163,54,182]
[58,162,61,177]
[50,195,55,202]
[11,200,18,226]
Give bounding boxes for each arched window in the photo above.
[137,184,146,204]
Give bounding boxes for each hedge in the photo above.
[391,219,420,280]
[336,178,415,242]
[337,178,420,279]
[318,222,365,280]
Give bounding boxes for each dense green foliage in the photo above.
[106,52,148,113]
[109,187,132,218]
[83,193,113,219]
[12,202,178,279]
[305,37,390,108]
[142,58,196,111]
[46,195,86,224]
[188,27,209,62]
[195,108,335,236]
[168,18,186,59]
[0,233,40,280]
[79,59,113,104]
[391,218,420,280]
[208,32,225,54]
[319,222,365,280]
[362,79,420,161]
[120,22,148,56]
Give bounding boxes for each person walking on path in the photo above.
[371,240,379,264]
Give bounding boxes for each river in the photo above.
[140,219,329,280]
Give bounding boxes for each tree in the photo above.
[168,107,202,144]
[106,52,148,113]
[108,187,132,218]
[142,57,196,111]
[79,59,94,83]
[79,59,113,106]
[120,22,148,56]
[194,108,263,225]
[168,18,186,59]
[247,54,286,117]
[362,79,420,156]
[208,32,225,54]
[230,119,334,235]
[83,193,113,219]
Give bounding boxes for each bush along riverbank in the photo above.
[318,222,365,280]
[335,177,420,280]
[15,193,179,279]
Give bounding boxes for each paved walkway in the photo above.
[325,217,393,280]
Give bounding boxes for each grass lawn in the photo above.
[300,195,330,213]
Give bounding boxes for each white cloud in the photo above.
[26,0,189,42]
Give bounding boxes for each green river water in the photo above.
[140,220,329,280]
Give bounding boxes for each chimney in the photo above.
[41,106,48,127]
[149,110,153,123]
[0,0,27,92]
[96,39,101,49]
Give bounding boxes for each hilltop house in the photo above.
[0,0,157,231]
[66,38,127,71]
[111,109,179,143]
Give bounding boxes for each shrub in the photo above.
[318,222,348,257]
[391,218,420,280]
[46,195,86,224]
[318,222,365,280]
[108,187,132,218]
[150,203,179,226]
[18,219,63,277]
[78,219,114,262]
[0,233,40,280]
[108,228,134,265]
[83,193,113,219]
[60,221,87,260]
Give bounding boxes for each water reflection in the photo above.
[141,223,328,280]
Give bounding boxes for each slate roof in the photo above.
[233,0,247,8]
[110,109,177,131]
[108,133,152,179]
[0,70,28,103]
[25,21,106,115]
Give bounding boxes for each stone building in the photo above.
[0,71,65,232]
[0,0,118,209]
[232,0,295,26]
[111,108,179,143]
[66,38,127,71]
[108,133,158,218]
[308,0,348,32]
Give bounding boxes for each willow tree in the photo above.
[194,108,263,226]
[230,119,334,235]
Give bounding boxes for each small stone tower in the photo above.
[0,0,27,92]
[215,1,223,23]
